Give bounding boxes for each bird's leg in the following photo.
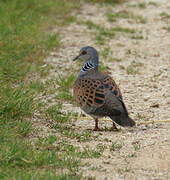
[93,118,100,131]
[110,122,118,131]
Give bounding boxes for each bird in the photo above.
[73,46,135,131]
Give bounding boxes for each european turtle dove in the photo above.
[73,46,135,131]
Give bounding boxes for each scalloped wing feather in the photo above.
[73,74,122,109]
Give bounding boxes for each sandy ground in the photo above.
[36,0,170,179]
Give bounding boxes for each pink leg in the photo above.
[110,122,118,131]
[93,118,100,131]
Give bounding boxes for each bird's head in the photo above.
[73,46,99,65]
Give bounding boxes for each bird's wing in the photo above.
[73,73,126,112]
[102,75,122,100]
[73,78,105,109]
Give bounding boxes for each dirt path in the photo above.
[39,0,170,179]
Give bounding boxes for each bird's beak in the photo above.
[73,53,81,61]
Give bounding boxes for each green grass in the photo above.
[160,12,170,19]
[80,20,136,45]
[133,143,141,151]
[0,0,88,178]
[131,35,144,39]
[0,137,82,178]
[80,20,115,43]
[126,61,144,75]
[129,2,158,8]
[128,2,148,9]
[87,0,126,5]
[138,2,147,9]
[100,47,111,58]
[111,27,136,33]
[110,57,122,62]
[128,2,147,9]
[100,47,122,62]
[55,73,76,102]
[106,11,147,23]
[45,104,75,123]
[163,26,170,31]
[148,2,158,6]
[106,11,130,21]
[110,141,123,151]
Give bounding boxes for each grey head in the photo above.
[73,46,99,75]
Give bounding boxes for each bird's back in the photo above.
[73,69,122,115]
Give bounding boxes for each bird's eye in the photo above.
[82,51,87,55]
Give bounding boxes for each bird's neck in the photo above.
[79,59,98,76]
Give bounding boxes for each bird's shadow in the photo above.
[87,126,122,132]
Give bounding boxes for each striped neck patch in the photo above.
[81,62,95,72]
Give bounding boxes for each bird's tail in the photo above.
[109,114,135,127]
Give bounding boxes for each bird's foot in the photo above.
[110,126,119,131]
[110,123,119,131]
[93,127,101,131]
[93,118,100,131]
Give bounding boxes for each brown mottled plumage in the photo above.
[74,70,121,108]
